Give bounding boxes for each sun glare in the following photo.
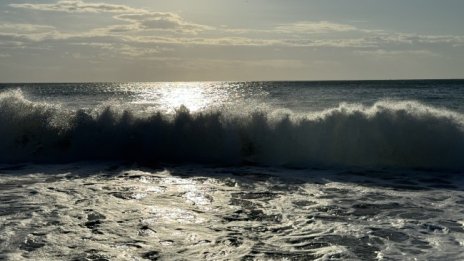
[162,83,209,112]
[132,82,213,113]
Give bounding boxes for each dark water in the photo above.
[2,80,464,112]
[1,80,464,260]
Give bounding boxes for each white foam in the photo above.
[1,90,463,169]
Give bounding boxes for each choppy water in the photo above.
[1,164,464,260]
[2,80,464,113]
[1,80,464,260]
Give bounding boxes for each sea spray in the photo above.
[1,90,463,169]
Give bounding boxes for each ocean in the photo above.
[1,80,464,260]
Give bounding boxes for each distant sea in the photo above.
[1,80,464,260]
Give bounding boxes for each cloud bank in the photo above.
[1,0,463,81]
[10,0,141,13]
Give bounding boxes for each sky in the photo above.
[1,0,464,82]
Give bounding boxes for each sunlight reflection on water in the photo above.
[131,82,229,113]
[2,164,464,260]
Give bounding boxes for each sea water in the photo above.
[0,80,464,260]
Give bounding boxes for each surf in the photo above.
[1,89,463,169]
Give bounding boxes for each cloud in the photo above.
[72,42,164,57]
[122,34,377,48]
[275,21,358,34]
[172,58,306,71]
[281,38,376,48]
[10,1,211,34]
[224,21,359,35]
[0,24,59,41]
[368,32,464,45]
[2,21,463,52]
[0,24,56,34]
[3,1,464,63]
[121,35,281,47]
[355,49,440,58]
[10,0,142,13]
[114,13,212,34]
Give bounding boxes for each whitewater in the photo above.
[1,80,464,260]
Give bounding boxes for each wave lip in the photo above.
[1,90,464,170]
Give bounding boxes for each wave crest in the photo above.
[1,90,463,169]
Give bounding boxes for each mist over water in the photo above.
[1,80,464,260]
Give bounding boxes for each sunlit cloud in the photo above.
[2,0,464,81]
[114,13,213,34]
[6,0,464,50]
[1,21,463,51]
[0,24,59,41]
[71,42,166,57]
[355,49,440,58]
[10,0,212,34]
[274,21,358,34]
[10,0,142,13]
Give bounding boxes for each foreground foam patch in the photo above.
[1,164,464,260]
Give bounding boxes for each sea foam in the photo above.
[1,89,463,169]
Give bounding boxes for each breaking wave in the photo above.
[1,89,464,169]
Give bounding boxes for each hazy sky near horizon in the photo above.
[1,0,464,82]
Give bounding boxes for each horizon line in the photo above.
[1,78,464,84]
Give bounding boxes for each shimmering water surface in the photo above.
[1,164,464,261]
[1,80,464,260]
[2,80,464,113]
